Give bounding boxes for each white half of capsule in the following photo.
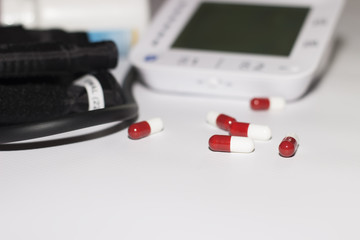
[206,111,220,127]
[248,124,272,141]
[230,136,255,153]
[269,97,286,110]
[147,118,164,134]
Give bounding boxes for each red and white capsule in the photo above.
[209,135,255,153]
[229,122,271,141]
[206,111,236,131]
[128,118,164,140]
[250,97,286,110]
[279,134,299,157]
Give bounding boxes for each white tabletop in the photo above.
[1,1,360,239]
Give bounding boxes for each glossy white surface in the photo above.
[1,0,360,239]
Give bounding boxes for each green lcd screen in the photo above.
[172,2,310,56]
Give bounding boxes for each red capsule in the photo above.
[128,118,164,140]
[250,97,286,110]
[209,135,255,153]
[206,111,236,131]
[279,134,299,157]
[229,122,272,141]
[229,122,249,137]
[209,135,231,152]
[251,98,270,110]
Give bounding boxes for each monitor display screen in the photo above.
[172,2,310,56]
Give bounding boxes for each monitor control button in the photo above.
[208,77,220,87]
[144,54,158,62]
[253,62,265,71]
[152,40,159,46]
[279,65,299,72]
[178,56,189,65]
[313,18,327,26]
[239,61,251,70]
[304,40,318,47]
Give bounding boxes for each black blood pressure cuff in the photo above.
[0,41,118,77]
[0,25,118,77]
[0,71,125,124]
[0,25,121,124]
[0,25,89,44]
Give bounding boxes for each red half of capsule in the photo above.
[229,122,250,137]
[216,114,236,131]
[128,121,151,139]
[279,137,298,157]
[250,98,270,110]
[209,135,231,152]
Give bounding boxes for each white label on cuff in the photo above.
[74,74,105,111]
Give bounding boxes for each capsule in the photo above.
[209,135,255,153]
[279,134,299,157]
[206,111,236,131]
[229,122,271,141]
[128,118,164,139]
[250,97,286,110]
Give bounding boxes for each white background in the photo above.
[1,0,360,239]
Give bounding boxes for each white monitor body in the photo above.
[130,0,345,100]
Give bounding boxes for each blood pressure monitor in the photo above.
[130,0,344,100]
